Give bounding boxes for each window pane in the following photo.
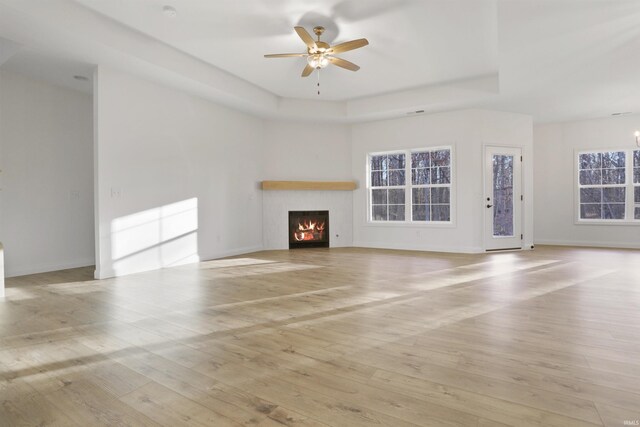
[634,150,640,167]
[603,187,625,203]
[370,155,385,171]
[634,167,640,184]
[636,207,640,220]
[635,186,640,203]
[603,203,625,219]
[371,171,387,187]
[369,148,452,224]
[580,204,601,219]
[412,188,429,204]
[412,168,430,185]
[431,167,451,184]
[431,205,450,222]
[388,170,406,186]
[431,150,451,166]
[388,205,405,221]
[580,188,602,203]
[411,152,430,168]
[372,205,387,221]
[412,204,428,221]
[579,153,602,169]
[371,189,387,204]
[493,155,514,187]
[602,151,625,168]
[579,170,601,185]
[602,169,625,185]
[388,189,405,204]
[431,187,450,204]
[493,155,514,237]
[388,153,406,170]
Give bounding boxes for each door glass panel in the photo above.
[493,155,514,237]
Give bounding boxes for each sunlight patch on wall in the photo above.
[110,198,199,275]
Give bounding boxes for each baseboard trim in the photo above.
[95,245,265,279]
[6,258,95,278]
[352,241,484,254]
[534,239,640,249]
[200,245,265,261]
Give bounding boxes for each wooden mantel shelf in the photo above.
[261,181,357,191]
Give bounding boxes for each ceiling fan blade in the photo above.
[264,53,307,58]
[301,64,314,77]
[329,38,369,54]
[294,26,317,50]
[327,56,360,71]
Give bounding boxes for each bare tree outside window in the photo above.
[369,148,452,223]
[493,155,514,236]
[370,153,406,221]
[578,151,625,220]
[411,149,451,222]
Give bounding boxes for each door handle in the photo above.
[486,204,493,208]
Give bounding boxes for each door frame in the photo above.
[483,145,523,251]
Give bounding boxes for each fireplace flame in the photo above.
[294,219,325,241]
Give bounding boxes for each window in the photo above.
[369,147,452,223]
[635,150,640,219]
[370,153,406,221]
[577,149,640,221]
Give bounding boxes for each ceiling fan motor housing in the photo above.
[263,25,368,77]
[310,41,330,54]
[313,26,325,37]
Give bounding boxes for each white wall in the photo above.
[0,70,94,277]
[94,66,264,278]
[261,120,353,249]
[0,66,538,280]
[262,121,351,180]
[351,109,533,253]
[534,116,640,248]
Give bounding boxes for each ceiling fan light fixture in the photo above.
[307,54,329,69]
[264,25,368,81]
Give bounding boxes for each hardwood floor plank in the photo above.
[595,403,640,427]
[371,369,601,427]
[342,343,603,424]
[44,378,160,426]
[87,360,153,398]
[119,381,239,427]
[2,246,640,425]
[234,376,422,427]
[0,376,79,426]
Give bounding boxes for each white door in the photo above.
[484,146,523,251]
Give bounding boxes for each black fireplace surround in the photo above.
[288,210,329,249]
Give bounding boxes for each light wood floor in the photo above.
[1,246,639,426]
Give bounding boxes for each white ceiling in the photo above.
[73,0,499,101]
[1,0,640,123]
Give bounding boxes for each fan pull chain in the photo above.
[317,69,320,95]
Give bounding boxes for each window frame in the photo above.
[634,150,640,220]
[369,151,407,222]
[574,148,640,225]
[367,145,455,226]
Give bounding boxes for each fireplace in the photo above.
[288,210,329,249]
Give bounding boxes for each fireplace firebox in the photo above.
[288,211,329,249]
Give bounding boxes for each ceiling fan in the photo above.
[264,26,369,77]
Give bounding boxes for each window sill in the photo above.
[574,219,640,226]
